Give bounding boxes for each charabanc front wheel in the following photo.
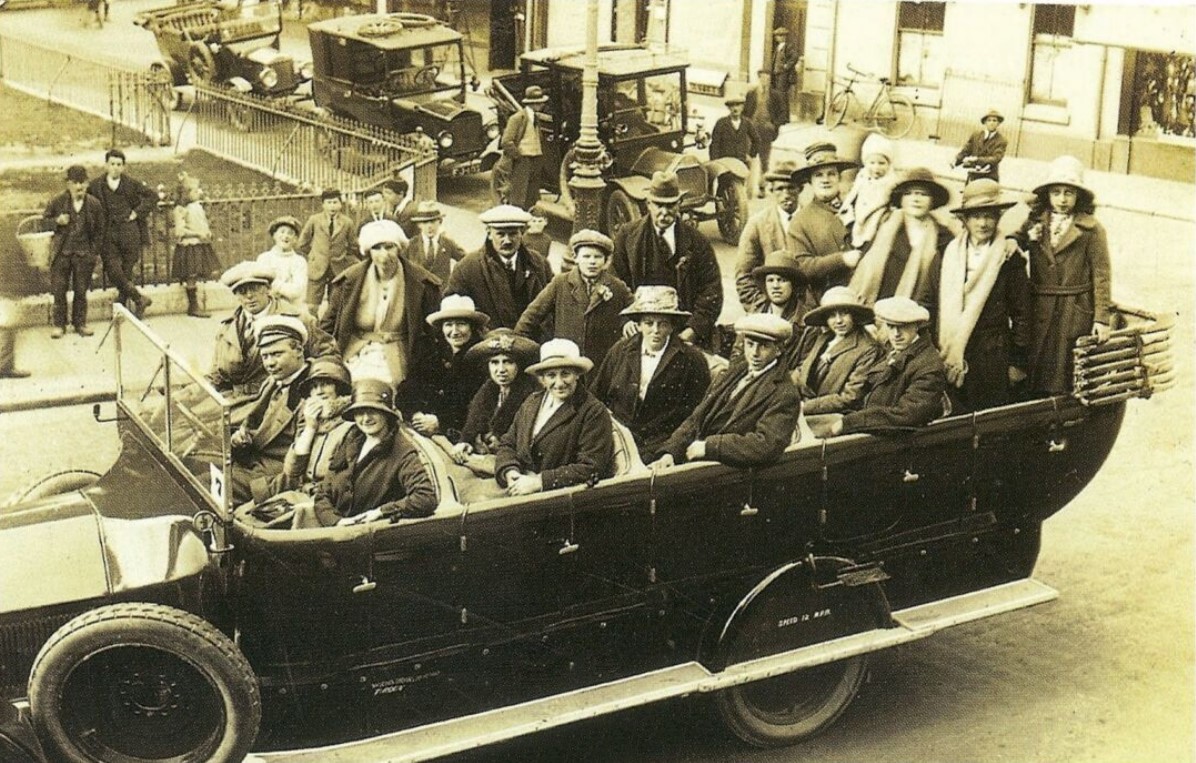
[716,655,868,748]
[604,188,643,239]
[29,603,260,763]
[715,174,748,244]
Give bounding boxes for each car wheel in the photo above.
[716,655,868,748]
[716,175,748,244]
[604,188,642,239]
[5,469,100,506]
[29,603,260,763]
[185,43,216,85]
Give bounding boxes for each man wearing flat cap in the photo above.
[768,27,800,126]
[734,159,801,312]
[812,296,948,436]
[496,85,550,210]
[321,219,441,388]
[445,204,553,329]
[611,171,723,347]
[228,315,315,503]
[709,94,759,167]
[207,261,335,424]
[652,313,802,469]
[953,109,1008,184]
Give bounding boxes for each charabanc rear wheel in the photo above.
[185,43,216,85]
[716,655,868,747]
[29,603,260,763]
[604,188,642,239]
[715,174,748,244]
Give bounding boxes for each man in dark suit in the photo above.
[355,187,399,237]
[381,178,420,239]
[953,109,1009,183]
[815,296,948,436]
[496,85,549,210]
[590,286,711,462]
[405,201,466,282]
[734,159,800,312]
[444,204,553,329]
[768,27,801,126]
[611,171,723,347]
[45,165,105,337]
[708,94,759,166]
[652,313,802,469]
[87,149,156,317]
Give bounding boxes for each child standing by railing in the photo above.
[171,173,220,318]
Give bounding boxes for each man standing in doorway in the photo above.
[769,27,801,127]
[88,149,157,317]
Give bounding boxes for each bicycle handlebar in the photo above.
[845,63,876,80]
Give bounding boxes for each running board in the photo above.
[252,578,1057,763]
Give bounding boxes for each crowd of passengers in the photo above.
[189,139,1112,529]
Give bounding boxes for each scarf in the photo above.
[937,234,1007,385]
[848,210,940,305]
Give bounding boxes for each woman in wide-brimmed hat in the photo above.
[495,339,614,495]
[794,286,883,415]
[936,179,1030,413]
[1008,155,1112,395]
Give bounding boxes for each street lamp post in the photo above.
[567,0,607,233]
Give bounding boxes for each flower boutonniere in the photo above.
[595,284,613,302]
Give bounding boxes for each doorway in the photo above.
[490,1,521,71]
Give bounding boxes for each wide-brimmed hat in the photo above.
[1032,155,1094,207]
[522,85,548,105]
[479,204,532,229]
[620,285,691,319]
[342,378,399,421]
[267,215,301,238]
[791,141,860,187]
[298,356,352,397]
[464,328,540,368]
[860,133,894,162]
[980,108,1005,124]
[409,200,443,223]
[763,159,800,184]
[358,219,408,254]
[220,261,275,292]
[752,251,801,282]
[734,313,793,343]
[646,170,684,204]
[950,178,1016,216]
[802,286,874,327]
[256,315,308,347]
[426,294,490,328]
[525,338,593,375]
[873,296,930,326]
[569,229,614,258]
[889,167,951,209]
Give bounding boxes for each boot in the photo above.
[185,285,210,318]
[0,328,31,378]
[132,292,153,319]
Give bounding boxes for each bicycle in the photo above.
[822,64,916,139]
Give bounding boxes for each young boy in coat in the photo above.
[297,189,359,313]
[44,164,105,337]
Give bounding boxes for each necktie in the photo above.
[496,387,508,412]
[328,216,335,237]
[427,237,436,266]
[657,229,671,257]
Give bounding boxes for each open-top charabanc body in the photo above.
[0,304,1172,762]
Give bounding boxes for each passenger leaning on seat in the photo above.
[454,329,541,475]
[651,313,802,470]
[298,379,437,528]
[496,339,614,496]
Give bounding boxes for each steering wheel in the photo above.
[385,69,413,92]
[413,65,440,88]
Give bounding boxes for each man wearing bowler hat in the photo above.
[497,85,550,209]
[953,108,1008,183]
[611,171,723,347]
[652,313,802,469]
[735,159,801,312]
[708,93,759,166]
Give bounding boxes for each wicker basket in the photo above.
[16,216,54,271]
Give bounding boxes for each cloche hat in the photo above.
[358,219,408,254]
[464,328,540,368]
[342,378,399,421]
[950,178,1016,216]
[752,251,802,282]
[889,167,951,210]
[298,356,352,397]
[1032,155,1094,207]
[426,294,490,328]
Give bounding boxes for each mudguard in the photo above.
[702,556,891,672]
[628,146,692,178]
[479,136,502,172]
[705,156,749,182]
[607,174,654,203]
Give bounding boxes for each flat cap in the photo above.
[479,204,532,228]
[873,296,930,325]
[220,261,275,291]
[733,313,793,343]
[256,314,308,346]
[569,228,614,257]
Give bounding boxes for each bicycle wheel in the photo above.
[826,91,852,129]
[874,93,915,139]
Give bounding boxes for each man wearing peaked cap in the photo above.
[611,171,723,348]
[735,159,801,312]
[320,217,441,388]
[953,108,1008,183]
[445,203,552,330]
[653,312,801,470]
[496,85,549,210]
[709,91,759,168]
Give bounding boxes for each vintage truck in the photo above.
[0,304,1173,762]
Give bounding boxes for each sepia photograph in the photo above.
[0,0,1191,761]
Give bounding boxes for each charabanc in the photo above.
[0,303,1173,762]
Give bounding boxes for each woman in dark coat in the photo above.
[590,286,711,462]
[400,295,488,449]
[496,339,614,495]
[794,286,883,415]
[938,180,1030,413]
[305,379,437,527]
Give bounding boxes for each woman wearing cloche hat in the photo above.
[495,339,614,496]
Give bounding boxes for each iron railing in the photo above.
[0,34,171,147]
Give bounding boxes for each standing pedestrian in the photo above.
[405,201,465,283]
[743,72,778,198]
[171,173,220,319]
[768,27,801,127]
[88,149,156,317]
[44,165,105,337]
[297,188,359,316]
[496,86,549,210]
[708,94,759,167]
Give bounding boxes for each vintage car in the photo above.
[489,44,750,243]
[306,13,500,177]
[0,304,1172,762]
[135,0,312,105]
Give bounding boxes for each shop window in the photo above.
[896,2,945,88]
[1125,51,1196,138]
[1029,4,1076,106]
